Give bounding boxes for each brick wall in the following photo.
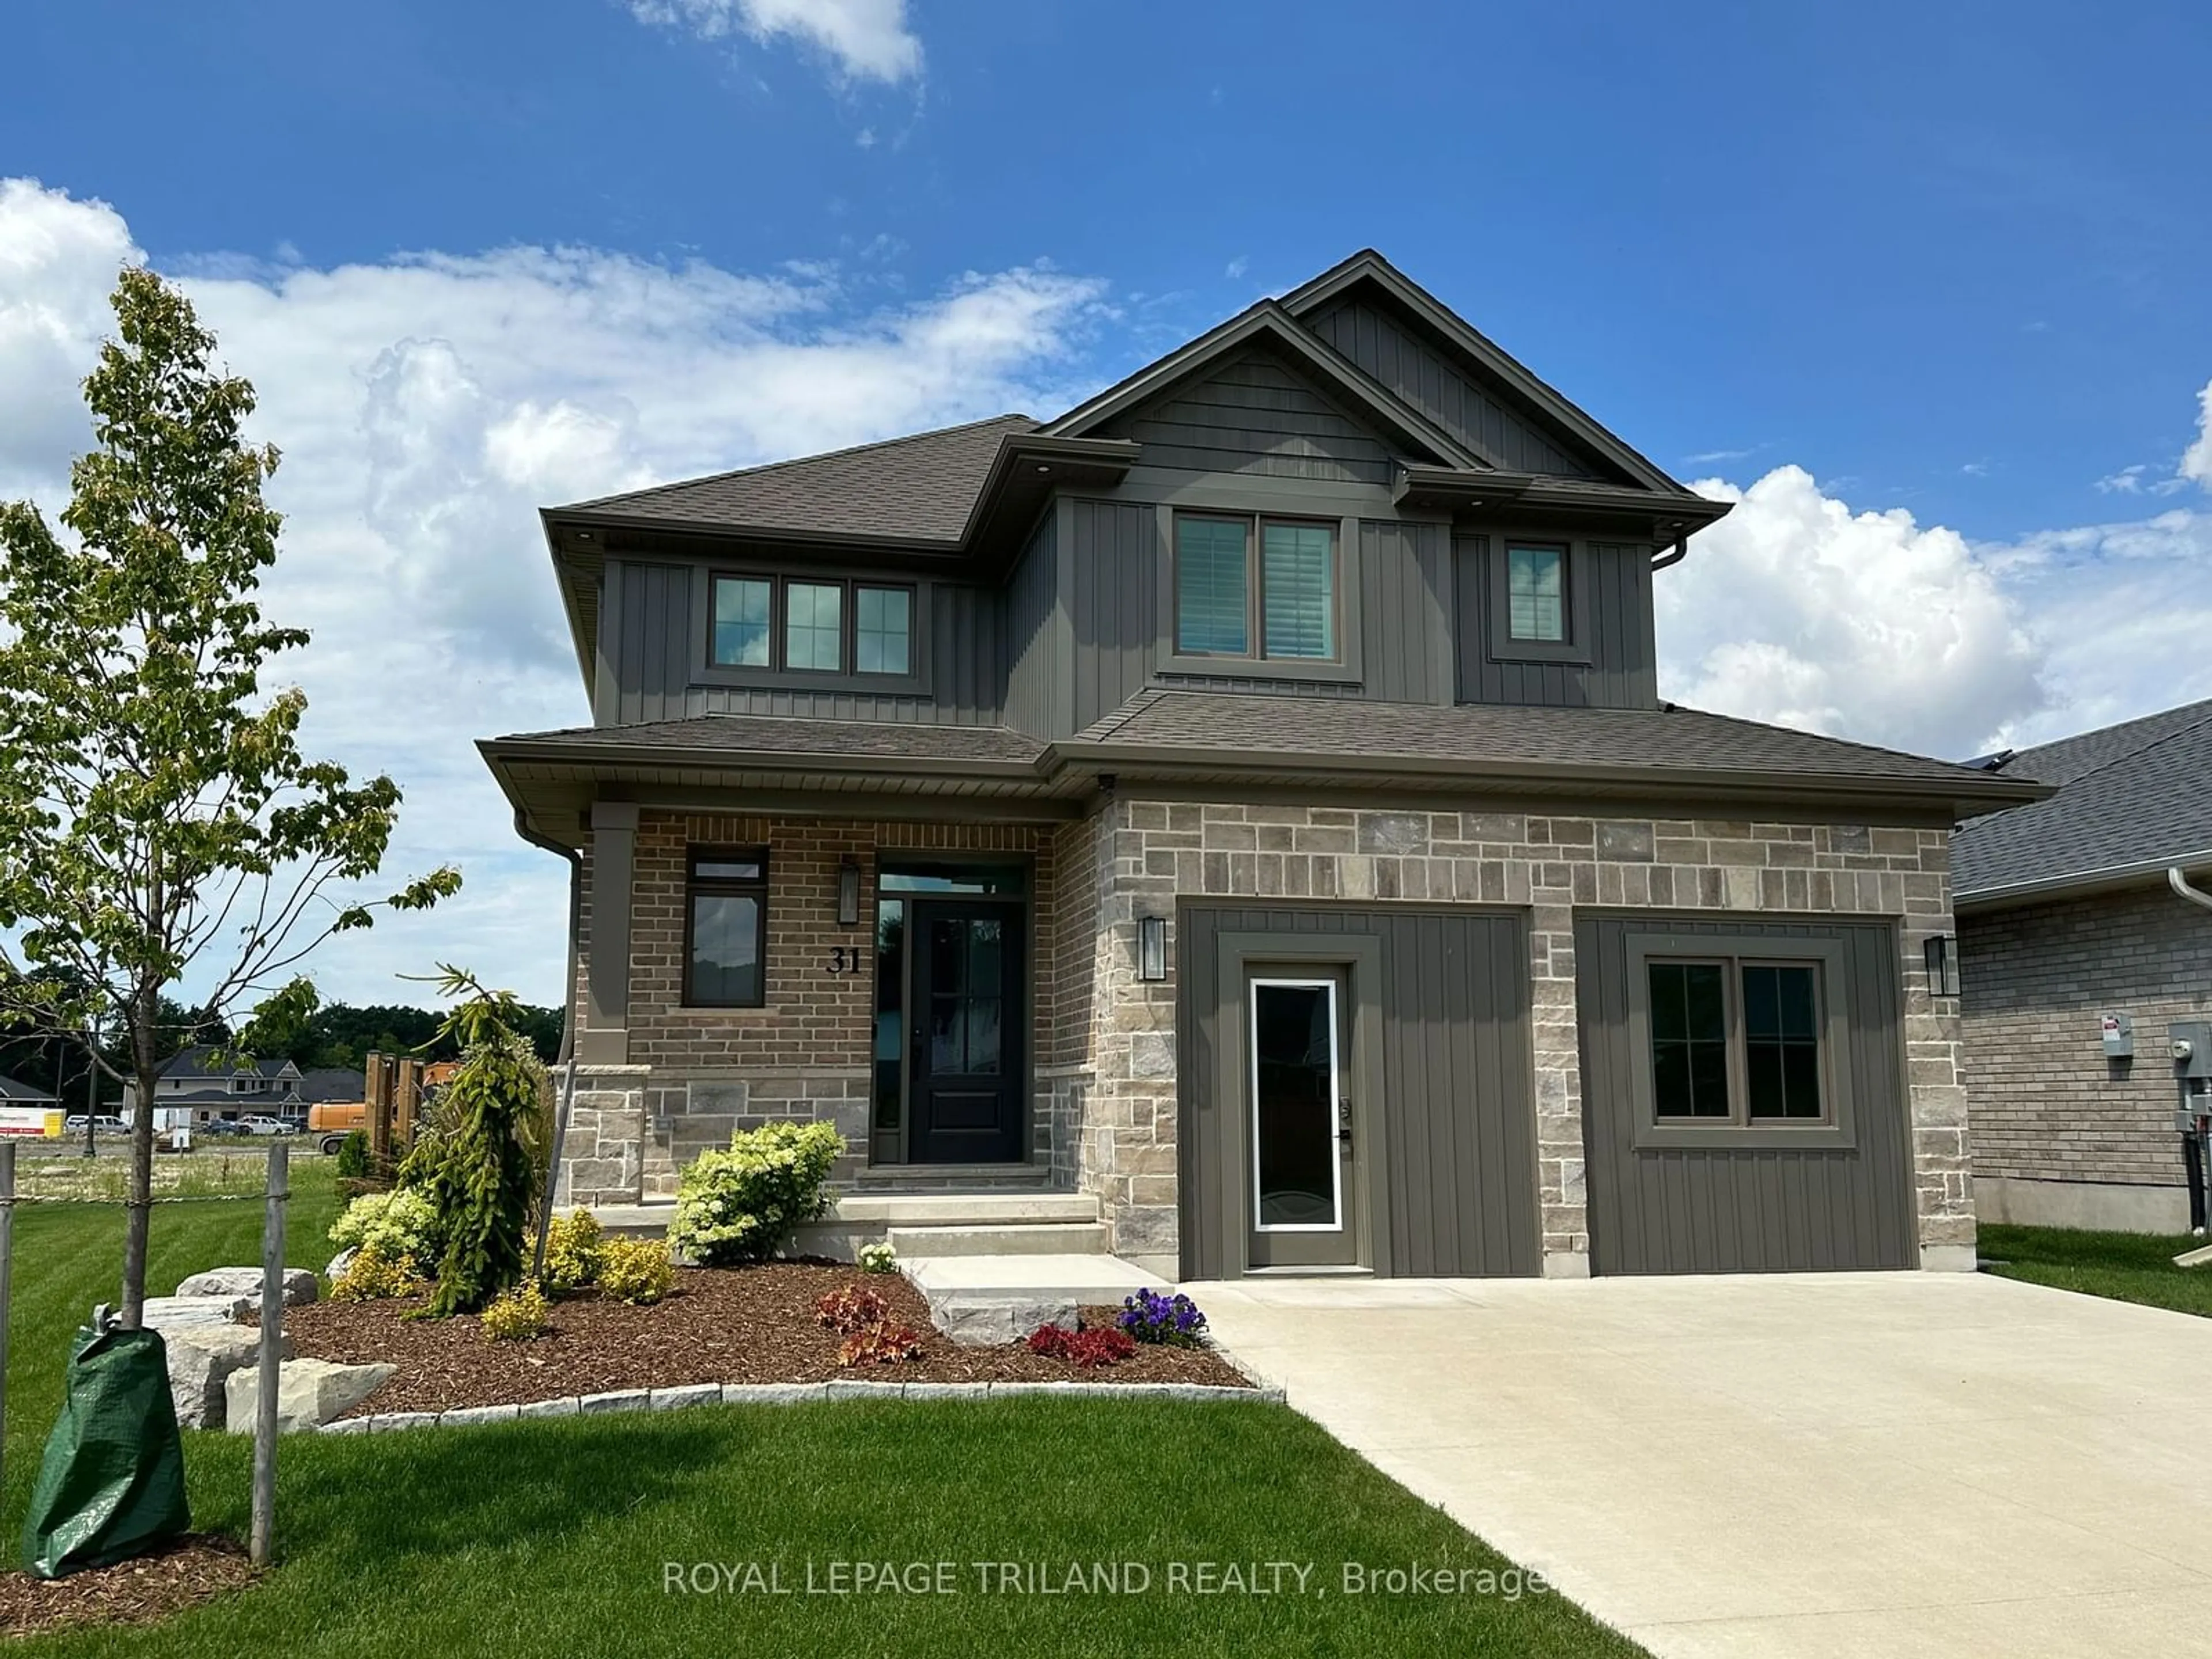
[1961,884,2212,1190]
[1075,801,1967,1274]
[565,812,1061,1203]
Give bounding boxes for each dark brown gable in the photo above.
[1304,292,1611,480]
[1098,344,1397,486]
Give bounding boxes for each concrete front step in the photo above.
[853,1162,1056,1190]
[838,1191,1097,1226]
[904,1252,1169,1305]
[885,1221,1108,1258]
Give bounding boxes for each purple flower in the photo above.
[1118,1287,1208,1347]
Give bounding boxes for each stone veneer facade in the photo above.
[1071,800,1970,1277]
[1961,884,2212,1233]
[557,798,1971,1279]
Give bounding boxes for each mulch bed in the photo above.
[275,1263,1250,1418]
[0,1535,256,1641]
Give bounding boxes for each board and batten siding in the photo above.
[1003,506,1061,738]
[1304,296,1602,479]
[1179,902,1540,1281]
[1107,349,1395,486]
[1453,535,1658,710]
[1575,913,1919,1275]
[598,558,1005,728]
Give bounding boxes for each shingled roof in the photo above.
[1954,697,2212,904]
[554,414,1039,543]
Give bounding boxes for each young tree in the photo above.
[0,267,459,1326]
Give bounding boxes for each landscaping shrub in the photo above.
[329,1240,426,1302]
[671,1120,843,1266]
[816,1282,891,1335]
[329,1188,442,1264]
[481,1280,550,1341]
[1118,1287,1209,1347]
[599,1237,675,1305]
[400,968,550,1316]
[1028,1324,1137,1368]
[857,1241,897,1275]
[838,1321,923,1366]
[334,1129,371,1179]
[542,1210,606,1296]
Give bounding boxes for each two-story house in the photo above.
[479,250,2042,1283]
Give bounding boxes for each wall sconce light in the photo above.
[1138,915,1168,983]
[1923,934,1960,999]
[837,858,861,927]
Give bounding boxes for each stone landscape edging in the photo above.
[317,1377,1285,1432]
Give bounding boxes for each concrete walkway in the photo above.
[1195,1271,2212,1658]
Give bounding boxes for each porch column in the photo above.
[579,801,637,1066]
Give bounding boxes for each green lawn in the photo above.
[1979,1222,2212,1319]
[6,1172,1641,1658]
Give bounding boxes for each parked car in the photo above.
[62,1114,129,1136]
[237,1115,291,1136]
[199,1116,247,1135]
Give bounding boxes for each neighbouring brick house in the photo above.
[479,249,2040,1281]
[1955,699,2212,1233]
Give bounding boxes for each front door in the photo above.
[908,900,1025,1163]
[1245,968,1358,1268]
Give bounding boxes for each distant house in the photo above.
[121,1046,366,1128]
[0,1074,58,1104]
[1955,698,2212,1232]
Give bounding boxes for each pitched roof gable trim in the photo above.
[1279,251,1687,496]
[1041,302,1486,471]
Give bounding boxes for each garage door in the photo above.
[1179,903,1539,1280]
[1576,913,1918,1274]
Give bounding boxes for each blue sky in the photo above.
[2,0,2208,1008]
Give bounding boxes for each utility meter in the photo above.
[2102,1013,2135,1059]
[2175,1021,2212,1134]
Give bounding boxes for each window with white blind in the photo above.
[1172,512,1340,663]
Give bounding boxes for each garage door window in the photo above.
[1627,934,1855,1149]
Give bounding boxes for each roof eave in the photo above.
[1955,847,2212,914]
[1051,737,2045,819]
[1394,465,1734,533]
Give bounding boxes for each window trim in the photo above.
[1623,932,1857,1150]
[1484,532,1593,666]
[682,846,770,1010]
[1153,501,1363,684]
[692,567,927,694]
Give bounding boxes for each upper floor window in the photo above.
[710,574,912,677]
[1506,544,1566,642]
[1173,513,1339,662]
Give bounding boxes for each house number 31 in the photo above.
[827,948,865,976]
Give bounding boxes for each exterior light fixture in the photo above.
[837,858,861,927]
[1923,934,1960,999]
[1138,915,1168,983]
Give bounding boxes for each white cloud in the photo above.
[627,0,923,84]
[0,179,1104,1008]
[1659,467,2045,759]
[2180,378,2212,489]
[1224,256,1249,280]
[2096,464,2149,494]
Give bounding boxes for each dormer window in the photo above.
[709,574,913,678]
[1506,544,1566,642]
[1173,513,1339,662]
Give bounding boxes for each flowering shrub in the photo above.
[599,1237,675,1305]
[857,1241,898,1275]
[541,1210,606,1296]
[839,1322,923,1366]
[671,1120,844,1266]
[329,1240,426,1302]
[1118,1287,1208,1347]
[816,1283,891,1335]
[329,1187,442,1265]
[1028,1324,1137,1368]
[481,1280,550,1341]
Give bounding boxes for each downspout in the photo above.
[1650,529,1690,573]
[516,808,584,1278]
[2173,866,2212,915]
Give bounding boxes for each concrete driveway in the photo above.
[1196,1271,2212,1658]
